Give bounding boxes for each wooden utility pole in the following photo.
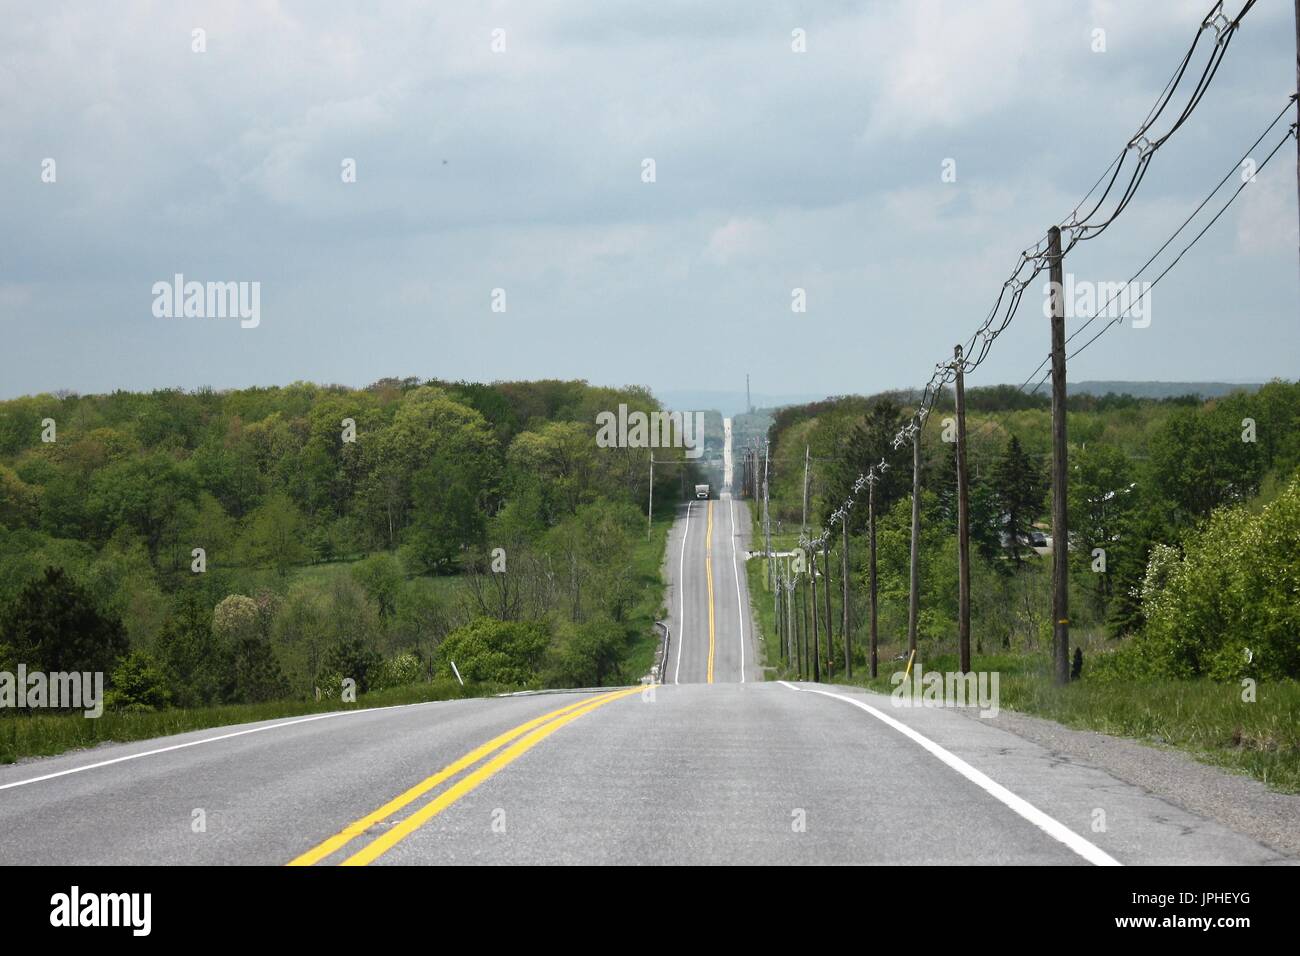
[775,568,784,664]
[809,558,820,682]
[801,445,810,533]
[782,569,791,666]
[787,567,796,674]
[1295,0,1299,273]
[799,574,808,679]
[869,476,879,678]
[907,429,921,658]
[764,441,773,591]
[841,517,851,677]
[647,454,654,538]
[823,537,834,678]
[954,344,972,675]
[788,576,796,668]
[1049,225,1070,685]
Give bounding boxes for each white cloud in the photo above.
[704,217,771,264]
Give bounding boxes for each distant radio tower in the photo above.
[746,373,752,414]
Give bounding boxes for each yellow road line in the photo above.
[706,500,715,684]
[341,685,645,866]
[287,689,623,866]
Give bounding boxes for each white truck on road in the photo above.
[694,483,710,500]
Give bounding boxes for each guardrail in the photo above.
[646,620,670,684]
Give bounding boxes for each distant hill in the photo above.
[655,389,823,418]
[659,382,1265,418]
[1067,381,1261,399]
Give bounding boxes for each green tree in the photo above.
[506,421,601,520]
[403,450,488,573]
[155,592,232,706]
[1149,405,1263,522]
[548,616,628,687]
[87,453,197,558]
[322,637,382,694]
[0,465,39,529]
[352,553,403,623]
[106,651,173,712]
[361,387,497,551]
[933,443,1003,566]
[240,491,308,575]
[990,436,1046,565]
[1068,443,1136,612]
[823,399,908,534]
[1134,474,1300,680]
[0,566,128,677]
[231,632,290,702]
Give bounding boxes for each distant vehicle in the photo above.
[694,484,710,500]
[1000,529,1048,549]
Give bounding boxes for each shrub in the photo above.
[546,617,628,688]
[436,617,550,686]
[106,651,173,712]
[322,636,382,694]
[1132,473,1300,680]
[372,651,424,691]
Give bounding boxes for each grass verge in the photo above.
[621,511,674,680]
[0,678,511,766]
[743,569,1300,794]
[856,653,1300,793]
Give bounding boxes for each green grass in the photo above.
[621,511,674,681]
[853,652,1300,793]
[742,549,1300,794]
[745,545,782,673]
[744,503,819,674]
[0,678,511,766]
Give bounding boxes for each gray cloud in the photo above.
[1,0,1295,400]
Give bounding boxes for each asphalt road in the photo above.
[667,493,759,685]
[0,680,1290,865]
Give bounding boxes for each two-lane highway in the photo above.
[1,680,1291,865]
[667,413,760,684]
[666,493,758,685]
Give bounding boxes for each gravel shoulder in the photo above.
[963,705,1300,860]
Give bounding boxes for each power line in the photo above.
[785,1,1263,558]
[886,0,1259,455]
[1026,113,1298,393]
[1018,94,1297,392]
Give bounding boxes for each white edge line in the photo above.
[0,703,408,792]
[730,496,746,683]
[673,500,692,685]
[778,682,1122,866]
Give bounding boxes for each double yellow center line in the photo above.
[289,685,643,866]
[705,500,716,684]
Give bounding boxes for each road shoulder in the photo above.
[964,705,1300,860]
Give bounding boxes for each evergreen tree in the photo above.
[824,398,908,534]
[990,436,1046,565]
[0,567,128,677]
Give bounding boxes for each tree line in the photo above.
[762,380,1300,682]
[0,378,698,711]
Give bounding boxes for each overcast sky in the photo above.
[1,0,1296,403]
